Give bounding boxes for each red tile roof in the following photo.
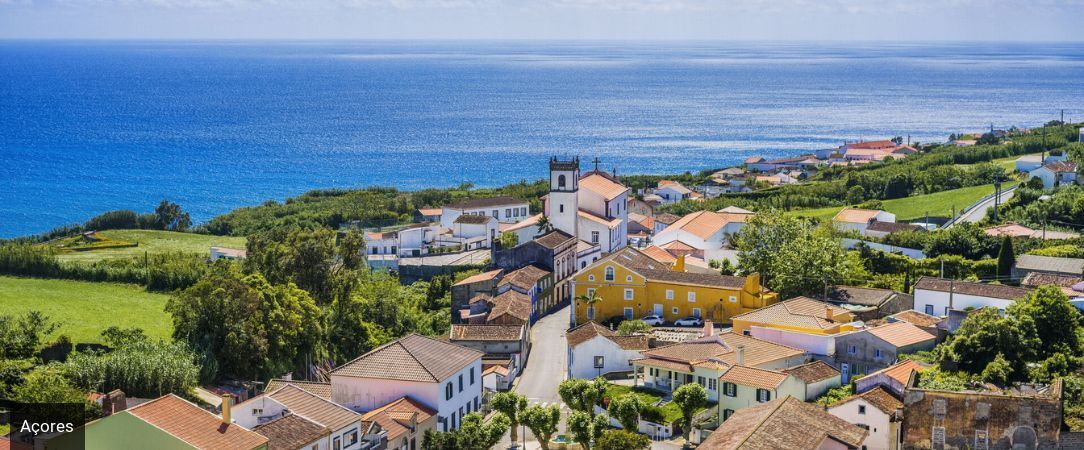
[127,394,269,450]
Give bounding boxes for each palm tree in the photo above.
[574,292,603,322]
[536,215,553,235]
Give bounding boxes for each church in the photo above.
[543,156,630,268]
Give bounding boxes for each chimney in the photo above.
[221,394,232,425]
[703,321,714,337]
[825,305,834,321]
[674,254,686,273]
[736,345,746,366]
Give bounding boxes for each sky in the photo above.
[0,0,1082,41]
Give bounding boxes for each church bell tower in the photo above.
[548,156,579,238]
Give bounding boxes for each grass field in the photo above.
[788,183,1009,222]
[0,276,172,344]
[56,230,245,263]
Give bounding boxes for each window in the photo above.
[604,267,615,281]
[492,209,499,217]
[587,288,596,298]
[858,404,867,415]
[591,231,599,244]
[594,356,605,368]
[521,207,527,216]
[445,382,453,400]
[756,389,771,402]
[588,275,595,281]
[333,437,342,450]
[506,208,512,217]
[944,306,950,315]
[688,292,696,302]
[849,345,857,355]
[874,349,883,359]
[252,408,263,415]
[624,289,634,300]
[474,396,479,411]
[672,307,679,315]
[723,383,736,397]
[470,367,475,385]
[729,295,737,303]
[626,275,633,282]
[559,204,564,213]
[459,374,464,392]
[558,174,566,188]
[743,330,750,336]
[665,290,674,300]
[581,262,586,269]
[708,378,717,391]
[924,304,934,315]
[345,431,359,447]
[723,409,734,420]
[587,307,596,320]
[624,308,633,320]
[692,308,701,318]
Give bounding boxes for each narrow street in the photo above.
[496,305,571,449]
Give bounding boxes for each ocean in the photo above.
[2,40,1084,237]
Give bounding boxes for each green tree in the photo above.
[938,308,1039,382]
[153,200,192,231]
[595,430,651,450]
[567,410,609,450]
[1008,285,1083,359]
[521,404,561,450]
[709,258,737,276]
[574,292,603,324]
[981,353,1013,385]
[12,367,101,422]
[245,226,355,305]
[0,310,57,359]
[733,213,852,298]
[606,394,643,430]
[996,236,1015,279]
[422,412,509,450]
[617,320,651,336]
[536,215,553,234]
[491,391,528,446]
[100,326,147,348]
[846,185,866,204]
[672,383,708,443]
[559,377,607,417]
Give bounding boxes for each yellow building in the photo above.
[571,247,778,325]
[730,296,857,336]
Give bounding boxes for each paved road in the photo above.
[496,305,571,449]
[950,186,1015,226]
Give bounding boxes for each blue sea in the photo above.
[3,41,1084,237]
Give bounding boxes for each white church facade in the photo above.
[543,157,629,267]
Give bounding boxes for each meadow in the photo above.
[55,229,245,263]
[787,183,1010,222]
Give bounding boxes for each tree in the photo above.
[846,185,866,204]
[606,394,643,430]
[153,200,192,231]
[422,412,509,450]
[981,353,1013,385]
[12,367,101,422]
[491,391,528,446]
[100,326,147,348]
[672,383,708,443]
[536,215,553,234]
[0,310,57,360]
[574,292,603,324]
[938,308,1039,382]
[891,136,904,145]
[733,213,852,298]
[559,377,607,416]
[1007,285,1083,359]
[521,404,561,450]
[595,430,651,450]
[567,410,609,450]
[245,226,356,305]
[617,320,651,336]
[709,258,736,276]
[996,236,1015,279]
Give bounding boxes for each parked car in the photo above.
[640,315,664,326]
[674,316,703,326]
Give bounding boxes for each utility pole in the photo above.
[948,279,955,313]
[1062,109,1065,123]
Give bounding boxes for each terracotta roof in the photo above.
[640,245,678,264]
[655,213,680,225]
[361,396,436,442]
[1041,160,1078,173]
[595,246,668,271]
[637,333,803,372]
[500,265,550,290]
[580,172,629,201]
[1022,272,1083,293]
[866,221,922,234]
[846,140,896,150]
[831,386,903,415]
[627,212,655,229]
[264,379,332,399]
[251,414,329,450]
[699,396,867,450]
[720,365,790,389]
[659,240,697,251]
[731,297,850,331]
[566,321,649,350]
[658,180,692,194]
[717,206,754,214]
[417,208,442,216]
[745,156,766,164]
[832,208,884,224]
[823,285,898,307]
[637,268,748,289]
[332,334,482,382]
[865,322,935,348]
[660,211,748,240]
[266,384,360,430]
[454,214,495,225]
[449,324,524,341]
[127,394,269,450]
[487,290,533,324]
[866,360,925,385]
[578,209,622,228]
[984,223,1035,238]
[445,196,525,210]
[1015,254,1084,276]
[914,277,1031,301]
[453,269,503,286]
[504,214,542,232]
[533,229,576,249]
[781,360,840,383]
[889,310,943,328]
[366,231,396,240]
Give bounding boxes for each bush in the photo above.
[64,340,200,398]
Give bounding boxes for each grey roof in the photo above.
[823,285,898,307]
[332,334,483,382]
[866,221,923,234]
[1014,254,1084,276]
[914,277,1032,301]
[454,214,496,225]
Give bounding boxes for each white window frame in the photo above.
[626,275,633,282]
[729,295,737,303]
[624,288,634,300]
[587,307,596,320]
[692,308,701,318]
[665,290,674,300]
[688,292,696,302]
[604,267,615,281]
[624,307,634,320]
[671,307,679,315]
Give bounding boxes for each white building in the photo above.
[566,322,649,379]
[330,334,484,432]
[1014,153,1067,172]
[1028,161,1079,189]
[440,196,530,227]
[832,208,897,235]
[655,180,692,204]
[544,157,630,254]
[912,276,1032,316]
[501,213,543,245]
[651,209,752,260]
[827,387,903,450]
[234,384,368,450]
[446,214,498,250]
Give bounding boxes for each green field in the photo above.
[788,183,1009,222]
[0,276,172,344]
[55,230,245,263]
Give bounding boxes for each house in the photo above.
[656,180,693,204]
[415,208,442,223]
[653,213,680,234]
[264,379,333,400]
[744,156,773,172]
[699,396,868,450]
[651,210,752,260]
[1028,161,1079,188]
[984,222,1080,240]
[626,212,655,235]
[832,208,897,236]
[49,394,270,450]
[360,397,437,450]
[492,229,578,314]
[1021,272,1084,299]
[484,290,534,326]
[627,196,659,216]
[566,321,650,379]
[827,387,904,450]
[780,360,843,400]
[330,334,484,432]
[440,196,529,226]
[481,360,514,392]
[833,322,936,382]
[854,360,927,398]
[730,297,859,356]
[885,310,944,337]
[544,157,630,254]
[365,231,399,256]
[397,223,445,257]
[450,269,503,323]
[864,221,923,239]
[250,413,334,450]
[718,360,842,419]
[498,264,553,320]
[633,325,807,402]
[570,246,778,326]
[448,324,529,387]
[1014,153,1067,172]
[1011,254,1084,279]
[912,276,1032,316]
[234,384,371,450]
[447,214,497,250]
[500,213,542,244]
[820,285,913,321]
[210,246,247,261]
[901,375,1064,450]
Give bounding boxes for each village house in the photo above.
[984,222,1080,240]
[626,212,655,235]
[234,384,372,450]
[1014,153,1067,172]
[1021,272,1084,299]
[885,309,944,338]
[544,157,630,254]
[448,323,529,389]
[484,289,533,326]
[439,196,529,226]
[1011,254,1084,280]
[827,387,904,450]
[780,360,844,400]
[864,221,923,239]
[655,180,693,204]
[566,321,650,379]
[570,247,778,326]
[492,229,578,315]
[651,209,753,260]
[832,208,897,236]
[653,212,680,234]
[450,269,503,323]
[820,285,913,321]
[913,276,1032,316]
[500,213,543,244]
[1028,160,1079,189]
[717,359,842,421]
[855,360,928,399]
[414,208,442,223]
[699,396,868,450]
[497,264,553,321]
[264,379,333,399]
[446,214,497,250]
[251,413,337,450]
[833,322,936,382]
[330,334,484,433]
[359,397,437,450]
[730,296,858,356]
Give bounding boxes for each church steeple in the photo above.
[548,156,580,237]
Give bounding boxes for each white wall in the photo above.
[1029,167,1058,189]
[232,396,288,429]
[332,360,482,432]
[440,203,529,227]
[749,326,837,356]
[913,289,1014,316]
[841,239,926,259]
[828,398,897,450]
[567,336,641,379]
